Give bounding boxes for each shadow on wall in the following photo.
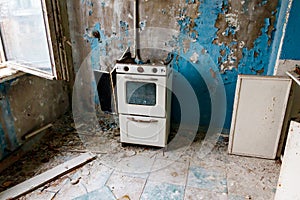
[171,59,212,129]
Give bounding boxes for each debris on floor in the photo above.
[0,112,282,200]
[0,153,96,199]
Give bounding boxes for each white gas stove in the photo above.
[116,63,173,147]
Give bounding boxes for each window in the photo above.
[0,0,69,80]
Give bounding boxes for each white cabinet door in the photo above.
[275,121,300,200]
[228,75,292,159]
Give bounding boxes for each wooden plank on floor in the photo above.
[0,152,96,200]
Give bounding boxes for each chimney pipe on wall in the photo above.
[133,0,142,63]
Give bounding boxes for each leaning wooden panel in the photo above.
[275,121,300,200]
[228,75,292,159]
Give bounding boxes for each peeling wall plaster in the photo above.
[0,75,69,160]
[214,0,278,72]
[68,0,286,131]
[0,0,73,161]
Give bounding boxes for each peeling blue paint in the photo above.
[81,0,94,18]
[238,17,277,76]
[83,20,136,105]
[177,16,191,36]
[120,21,129,36]
[186,0,196,4]
[83,21,133,63]
[81,0,284,132]
[173,0,282,131]
[84,22,108,70]
[259,0,268,7]
[84,22,131,106]
[86,1,93,7]
[173,0,224,127]
[0,82,19,160]
[139,20,147,31]
[84,23,108,105]
[0,123,6,160]
[280,0,300,60]
[268,0,289,74]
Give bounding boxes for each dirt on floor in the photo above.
[0,110,176,193]
[0,110,122,193]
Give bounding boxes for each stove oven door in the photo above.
[117,74,167,117]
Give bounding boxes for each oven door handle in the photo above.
[127,117,158,123]
[125,76,158,81]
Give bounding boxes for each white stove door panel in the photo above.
[120,115,167,147]
[117,74,167,117]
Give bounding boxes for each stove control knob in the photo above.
[124,66,129,71]
[137,66,144,73]
[152,68,158,73]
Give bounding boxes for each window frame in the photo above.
[0,0,70,81]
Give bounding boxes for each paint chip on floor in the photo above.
[187,166,227,193]
[73,186,116,200]
[140,181,185,200]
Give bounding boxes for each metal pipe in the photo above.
[133,0,141,63]
[133,0,136,59]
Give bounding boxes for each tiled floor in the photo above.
[18,138,280,200]
[0,114,281,200]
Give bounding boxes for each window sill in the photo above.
[0,66,25,84]
[0,61,57,81]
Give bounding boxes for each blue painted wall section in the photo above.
[0,82,19,160]
[84,15,132,106]
[238,18,275,75]
[173,0,281,131]
[81,0,94,17]
[80,0,284,132]
[280,0,300,60]
[84,22,108,71]
[173,0,223,127]
[268,0,290,74]
[84,22,109,105]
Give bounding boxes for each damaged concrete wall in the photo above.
[0,0,73,161]
[0,75,69,160]
[67,0,285,131]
